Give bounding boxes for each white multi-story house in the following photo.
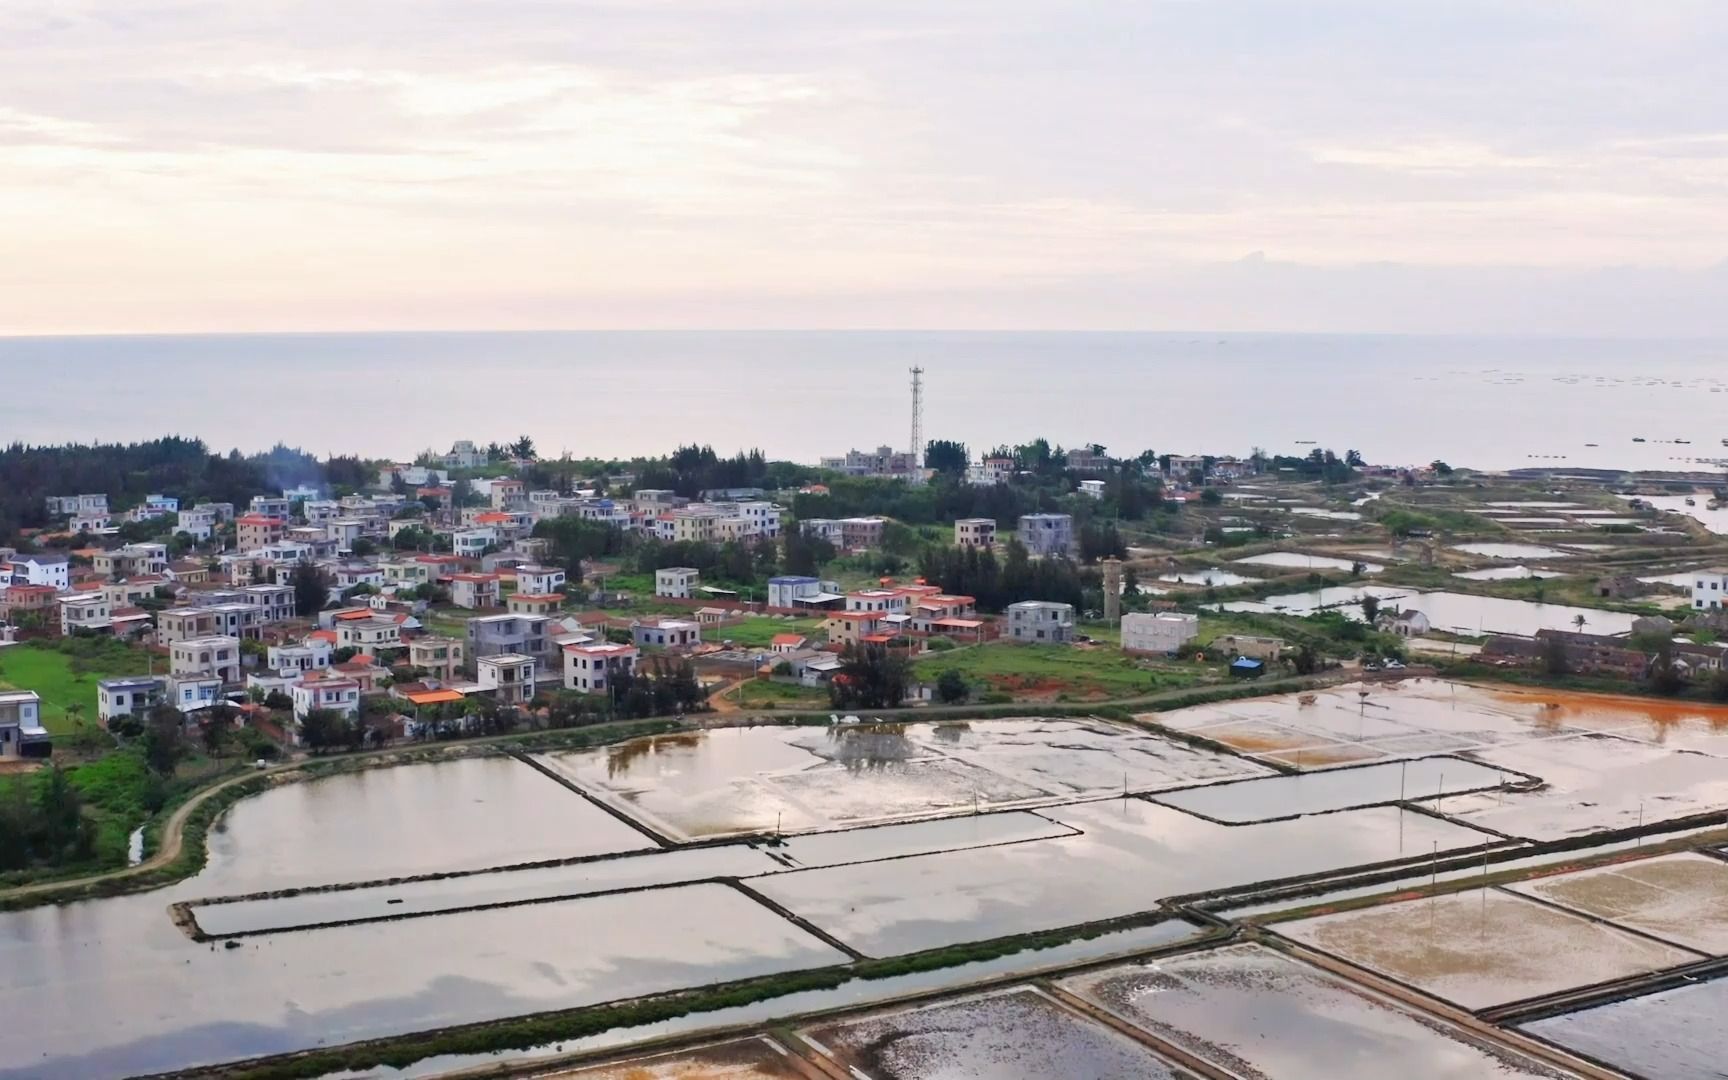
[97,676,167,724]
[71,511,113,533]
[655,567,700,599]
[631,618,702,650]
[449,573,501,610]
[0,690,51,759]
[515,565,566,596]
[58,593,111,634]
[478,653,536,707]
[766,575,844,610]
[1006,601,1075,644]
[176,507,218,541]
[563,642,638,695]
[268,639,332,675]
[240,583,296,624]
[250,496,293,519]
[966,456,1016,486]
[335,616,402,658]
[955,518,996,548]
[1017,514,1075,557]
[170,635,242,683]
[2,554,70,589]
[1693,569,1728,611]
[1121,612,1198,656]
[453,528,497,558]
[291,674,360,722]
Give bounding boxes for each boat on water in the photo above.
[1633,436,1647,443]
[1584,442,1599,447]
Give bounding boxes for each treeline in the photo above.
[0,438,378,545]
[0,767,94,872]
[633,445,815,499]
[918,540,1092,612]
[792,468,1168,528]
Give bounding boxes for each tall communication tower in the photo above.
[908,365,925,484]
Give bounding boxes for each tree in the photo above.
[1199,488,1223,506]
[293,560,330,617]
[935,668,969,705]
[1647,639,1687,696]
[1572,613,1587,632]
[1361,595,1381,623]
[140,704,187,776]
[830,644,909,709]
[1289,642,1321,676]
[350,537,377,557]
[1430,460,1455,477]
[1543,634,1570,676]
[924,440,969,475]
[511,435,537,460]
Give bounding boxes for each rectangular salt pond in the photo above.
[1438,733,1728,840]
[1152,757,1509,823]
[191,812,1077,937]
[1452,542,1577,560]
[1223,590,1638,637]
[800,986,1193,1079]
[535,720,1264,841]
[195,755,655,894]
[1454,565,1566,581]
[1519,975,1728,1080]
[751,801,1494,956]
[1060,943,1580,1079]
[1279,888,1700,1009]
[550,1036,806,1078]
[1234,551,1385,573]
[1505,853,1728,954]
[0,883,849,1080]
[1157,567,1258,587]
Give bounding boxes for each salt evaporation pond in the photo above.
[801,986,1192,1079]
[552,1036,806,1078]
[191,812,1077,937]
[751,800,1493,955]
[1289,507,1363,520]
[0,881,847,1080]
[1452,542,1578,559]
[1234,551,1385,573]
[1157,568,1258,587]
[1506,853,1728,954]
[1620,492,1728,535]
[534,720,1268,840]
[1280,888,1699,1009]
[199,755,654,894]
[1152,757,1508,823]
[1060,943,1580,1079]
[1454,565,1565,581]
[1519,976,1728,1080]
[1223,589,1638,637]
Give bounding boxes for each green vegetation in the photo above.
[910,642,1194,699]
[735,680,830,708]
[709,616,824,649]
[0,639,155,737]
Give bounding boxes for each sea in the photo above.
[2,331,1725,472]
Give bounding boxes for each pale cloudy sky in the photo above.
[3,1,1726,335]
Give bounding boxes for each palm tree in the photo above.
[1572,614,1587,632]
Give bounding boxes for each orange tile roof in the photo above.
[404,688,464,706]
[770,633,805,646]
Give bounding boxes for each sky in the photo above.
[3,1,1726,336]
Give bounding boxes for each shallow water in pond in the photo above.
[1519,975,1728,1080]
[1062,943,1579,1079]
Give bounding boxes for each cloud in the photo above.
[1,0,1726,334]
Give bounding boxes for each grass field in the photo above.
[710,615,826,649]
[912,642,1198,700]
[0,642,156,736]
[735,678,831,708]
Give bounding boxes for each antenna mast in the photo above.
[909,365,925,485]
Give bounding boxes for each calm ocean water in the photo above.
[2,331,1724,471]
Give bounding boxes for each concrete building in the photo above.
[3,553,70,590]
[631,618,702,650]
[449,573,501,610]
[409,636,466,682]
[655,567,700,599]
[452,528,497,559]
[1215,634,1285,661]
[1122,612,1198,656]
[1079,479,1107,499]
[966,456,1016,486]
[92,543,169,578]
[1377,609,1432,637]
[58,592,111,634]
[1017,514,1075,557]
[97,676,167,725]
[955,518,997,548]
[250,496,292,519]
[0,584,59,623]
[1007,600,1075,643]
[767,575,845,610]
[169,635,242,683]
[267,639,332,676]
[515,565,566,596]
[176,506,218,541]
[819,445,918,480]
[236,514,287,552]
[0,690,51,759]
[477,653,536,707]
[467,613,552,671]
[240,583,296,624]
[562,641,638,694]
[1692,569,1728,611]
[291,674,361,722]
[334,616,402,659]
[824,609,890,646]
